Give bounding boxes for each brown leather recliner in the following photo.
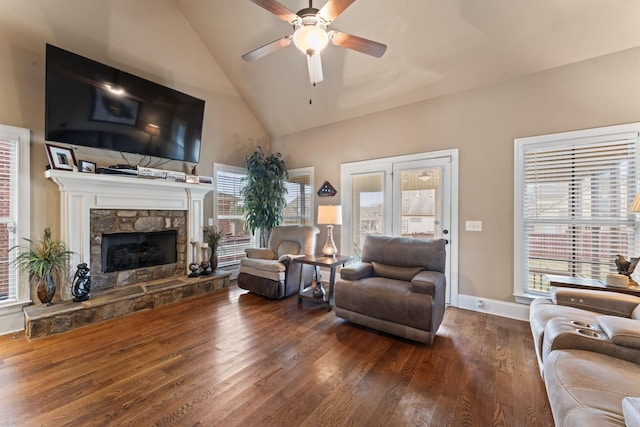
[334,235,447,344]
[238,225,319,299]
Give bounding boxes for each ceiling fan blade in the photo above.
[242,36,293,61]
[306,51,324,84]
[318,0,356,23]
[249,0,299,24]
[329,31,387,58]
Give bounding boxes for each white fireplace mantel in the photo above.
[45,170,212,300]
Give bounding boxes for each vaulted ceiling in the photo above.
[176,0,640,138]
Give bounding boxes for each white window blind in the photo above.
[521,132,640,293]
[214,164,254,267]
[0,138,18,301]
[283,169,313,225]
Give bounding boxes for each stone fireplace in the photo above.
[90,209,186,291]
[45,170,210,301]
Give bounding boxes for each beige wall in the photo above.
[0,0,268,241]
[3,1,640,304]
[275,46,640,302]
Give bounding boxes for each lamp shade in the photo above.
[632,192,640,212]
[318,205,342,225]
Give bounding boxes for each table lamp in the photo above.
[318,205,342,256]
[631,192,640,213]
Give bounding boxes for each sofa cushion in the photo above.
[244,248,275,260]
[360,235,446,273]
[544,349,640,427]
[277,240,301,258]
[239,258,286,282]
[334,276,432,331]
[598,316,640,349]
[372,262,423,281]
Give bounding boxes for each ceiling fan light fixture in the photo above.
[293,25,329,54]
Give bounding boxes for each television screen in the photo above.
[45,44,205,164]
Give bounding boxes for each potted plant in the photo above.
[204,225,224,272]
[12,227,74,306]
[241,146,288,247]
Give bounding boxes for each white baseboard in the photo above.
[0,307,26,336]
[456,294,530,322]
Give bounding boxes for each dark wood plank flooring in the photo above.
[0,285,553,426]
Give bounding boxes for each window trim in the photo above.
[514,122,640,298]
[0,125,30,335]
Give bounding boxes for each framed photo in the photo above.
[45,144,77,171]
[78,160,96,173]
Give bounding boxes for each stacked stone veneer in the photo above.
[90,209,187,292]
[24,273,231,339]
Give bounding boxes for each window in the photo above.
[214,164,253,267]
[283,167,313,225]
[0,125,30,334]
[514,124,640,296]
[214,165,313,266]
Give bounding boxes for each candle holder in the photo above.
[200,243,212,275]
[188,240,200,277]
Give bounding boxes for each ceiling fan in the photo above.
[242,0,387,85]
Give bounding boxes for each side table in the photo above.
[293,254,353,310]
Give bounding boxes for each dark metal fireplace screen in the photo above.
[101,230,177,273]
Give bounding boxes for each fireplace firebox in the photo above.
[101,230,177,273]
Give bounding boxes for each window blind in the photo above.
[215,166,253,267]
[522,133,640,293]
[283,173,311,225]
[0,138,18,301]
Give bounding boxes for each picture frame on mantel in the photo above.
[78,160,96,173]
[45,143,77,171]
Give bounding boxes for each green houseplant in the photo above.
[12,227,74,306]
[241,147,288,247]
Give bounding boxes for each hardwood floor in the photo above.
[0,286,553,426]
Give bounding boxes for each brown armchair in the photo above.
[334,235,447,344]
[238,225,319,299]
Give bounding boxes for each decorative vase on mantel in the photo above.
[36,273,56,306]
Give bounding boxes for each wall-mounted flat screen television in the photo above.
[45,44,205,164]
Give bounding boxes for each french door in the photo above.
[341,150,458,305]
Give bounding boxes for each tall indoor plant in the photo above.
[242,146,288,247]
[12,227,74,306]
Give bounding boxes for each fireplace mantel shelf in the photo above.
[45,169,210,195]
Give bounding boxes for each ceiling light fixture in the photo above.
[243,0,387,86]
[293,24,329,55]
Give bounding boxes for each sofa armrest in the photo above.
[411,271,446,298]
[598,316,640,349]
[340,262,373,281]
[552,287,640,317]
[245,248,275,260]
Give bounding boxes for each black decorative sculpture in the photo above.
[615,254,639,284]
[71,263,91,302]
